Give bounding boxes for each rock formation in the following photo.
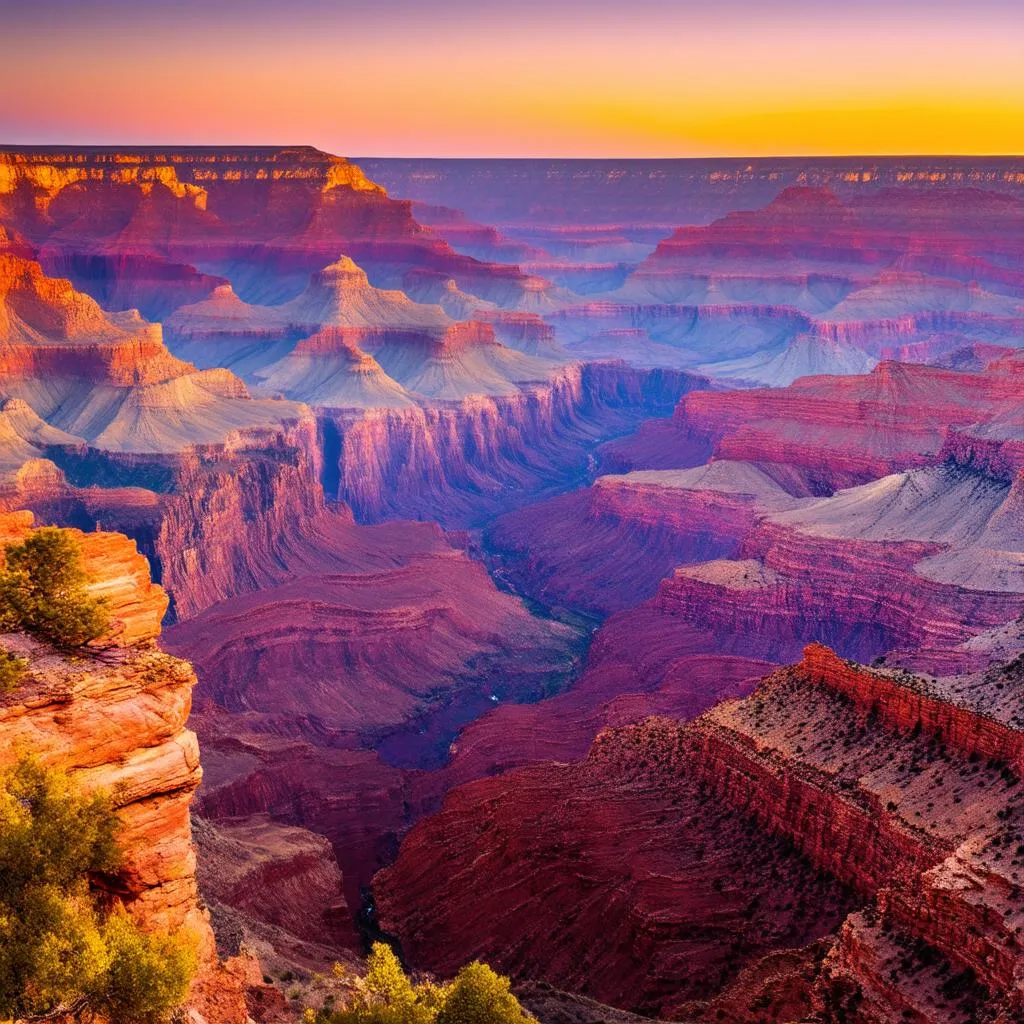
[377,640,1024,1021]
[0,511,248,1022]
[0,146,562,313]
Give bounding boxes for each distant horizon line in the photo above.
[1,143,1023,162]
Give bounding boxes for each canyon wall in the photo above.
[328,361,703,526]
[377,643,1024,1021]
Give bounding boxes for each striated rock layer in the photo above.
[376,715,857,1017]
[378,642,1024,1021]
[193,813,358,961]
[607,355,1024,486]
[172,519,583,910]
[0,511,247,1023]
[328,360,704,526]
[0,146,562,313]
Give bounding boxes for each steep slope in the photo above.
[324,362,706,526]
[377,641,1024,1021]
[701,331,878,386]
[193,814,358,961]
[0,512,249,1023]
[376,715,857,1017]
[256,328,417,409]
[165,255,451,376]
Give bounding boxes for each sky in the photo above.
[1,0,1022,157]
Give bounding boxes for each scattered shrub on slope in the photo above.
[308,943,529,1024]
[0,648,28,693]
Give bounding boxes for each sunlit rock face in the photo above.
[0,146,563,313]
[0,511,251,1023]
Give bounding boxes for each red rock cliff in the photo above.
[0,511,247,1023]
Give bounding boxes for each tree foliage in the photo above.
[309,944,529,1024]
[0,648,28,693]
[0,758,197,1021]
[0,527,110,649]
[98,908,198,1024]
[436,962,529,1024]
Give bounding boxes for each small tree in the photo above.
[97,908,197,1024]
[0,528,110,649]
[326,943,435,1024]
[0,648,28,693]
[435,962,530,1024]
[310,945,528,1024]
[0,758,197,1021]
[0,758,119,1017]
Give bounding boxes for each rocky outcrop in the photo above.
[0,511,248,1022]
[193,814,356,953]
[375,717,856,1017]
[693,647,1024,1017]
[192,726,411,915]
[606,355,1024,486]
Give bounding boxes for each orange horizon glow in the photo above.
[2,4,1022,158]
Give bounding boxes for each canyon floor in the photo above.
[2,147,1024,1022]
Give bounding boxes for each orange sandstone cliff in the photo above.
[0,511,249,1024]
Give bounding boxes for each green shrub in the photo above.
[0,648,28,693]
[0,527,110,649]
[310,944,527,1024]
[435,962,530,1024]
[0,758,197,1021]
[97,909,198,1024]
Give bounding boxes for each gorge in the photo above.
[1,146,1024,1024]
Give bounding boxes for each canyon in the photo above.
[2,147,1024,1023]
[377,642,1024,1022]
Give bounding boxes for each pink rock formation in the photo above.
[376,716,856,1016]
[607,356,1024,485]
[1,147,562,313]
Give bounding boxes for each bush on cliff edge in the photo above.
[0,758,197,1022]
[308,943,529,1024]
[0,527,110,650]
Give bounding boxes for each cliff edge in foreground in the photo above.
[0,510,249,1023]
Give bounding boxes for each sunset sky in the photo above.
[2,0,1022,157]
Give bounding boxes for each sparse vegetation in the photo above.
[306,943,529,1024]
[0,527,110,649]
[0,647,28,693]
[0,757,197,1021]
